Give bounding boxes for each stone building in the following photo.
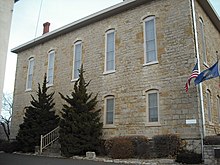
[10,0,220,151]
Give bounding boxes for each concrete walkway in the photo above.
[0,153,122,165]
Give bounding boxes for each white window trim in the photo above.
[104,29,116,74]
[217,95,220,124]
[199,18,207,65]
[72,41,82,81]
[143,16,158,65]
[206,89,212,123]
[25,57,34,91]
[47,50,55,87]
[103,96,115,128]
[145,89,161,126]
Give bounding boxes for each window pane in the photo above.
[145,17,157,64]
[147,51,156,62]
[148,93,158,122]
[73,42,82,79]
[145,19,154,31]
[106,112,113,124]
[47,51,55,85]
[106,98,114,124]
[207,91,211,122]
[106,31,115,71]
[27,58,34,89]
[200,20,207,63]
[218,97,220,123]
[146,40,155,51]
[146,29,155,41]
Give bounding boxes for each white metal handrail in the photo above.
[40,126,59,154]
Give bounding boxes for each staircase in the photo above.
[39,126,60,155]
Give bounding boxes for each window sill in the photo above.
[203,62,209,68]
[46,83,53,87]
[145,122,161,127]
[71,78,79,82]
[103,125,116,129]
[143,61,159,67]
[103,70,115,75]
[25,88,32,92]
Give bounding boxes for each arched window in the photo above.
[104,95,115,125]
[104,29,115,73]
[217,95,220,123]
[143,16,158,65]
[206,89,212,122]
[47,50,55,86]
[199,18,207,64]
[73,40,82,80]
[146,89,159,123]
[26,57,34,90]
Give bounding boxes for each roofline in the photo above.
[12,0,220,54]
[197,0,220,32]
[11,0,147,53]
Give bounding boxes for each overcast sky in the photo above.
[3,0,220,94]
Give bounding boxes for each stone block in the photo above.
[86,151,96,159]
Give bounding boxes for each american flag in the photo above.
[185,62,199,92]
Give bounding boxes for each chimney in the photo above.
[43,22,50,34]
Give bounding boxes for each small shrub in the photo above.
[136,140,156,159]
[0,140,21,153]
[104,136,148,158]
[204,135,220,145]
[104,138,114,155]
[176,150,202,164]
[153,134,181,158]
[109,137,134,159]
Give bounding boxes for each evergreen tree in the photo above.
[16,74,59,152]
[59,65,102,157]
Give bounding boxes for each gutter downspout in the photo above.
[191,0,206,159]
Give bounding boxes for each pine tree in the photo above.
[59,65,102,157]
[16,74,59,152]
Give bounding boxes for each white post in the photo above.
[40,135,43,154]
[191,0,205,160]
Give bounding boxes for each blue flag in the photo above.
[194,61,220,85]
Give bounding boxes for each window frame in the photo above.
[26,57,35,91]
[217,95,220,124]
[143,16,158,66]
[104,29,115,74]
[199,18,207,65]
[72,41,82,81]
[206,89,212,123]
[104,96,115,127]
[146,89,160,125]
[47,50,55,86]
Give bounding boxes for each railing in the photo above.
[40,126,59,154]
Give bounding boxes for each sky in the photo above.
[3,0,220,94]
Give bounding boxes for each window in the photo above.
[144,16,157,64]
[206,90,212,122]
[199,18,207,64]
[105,96,115,125]
[26,57,34,90]
[146,90,159,123]
[105,30,115,73]
[73,41,82,80]
[217,96,220,123]
[47,50,55,85]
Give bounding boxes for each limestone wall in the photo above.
[10,0,220,142]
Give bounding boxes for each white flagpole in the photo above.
[191,0,205,159]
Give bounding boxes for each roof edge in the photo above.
[11,0,147,54]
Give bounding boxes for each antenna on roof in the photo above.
[34,0,43,38]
